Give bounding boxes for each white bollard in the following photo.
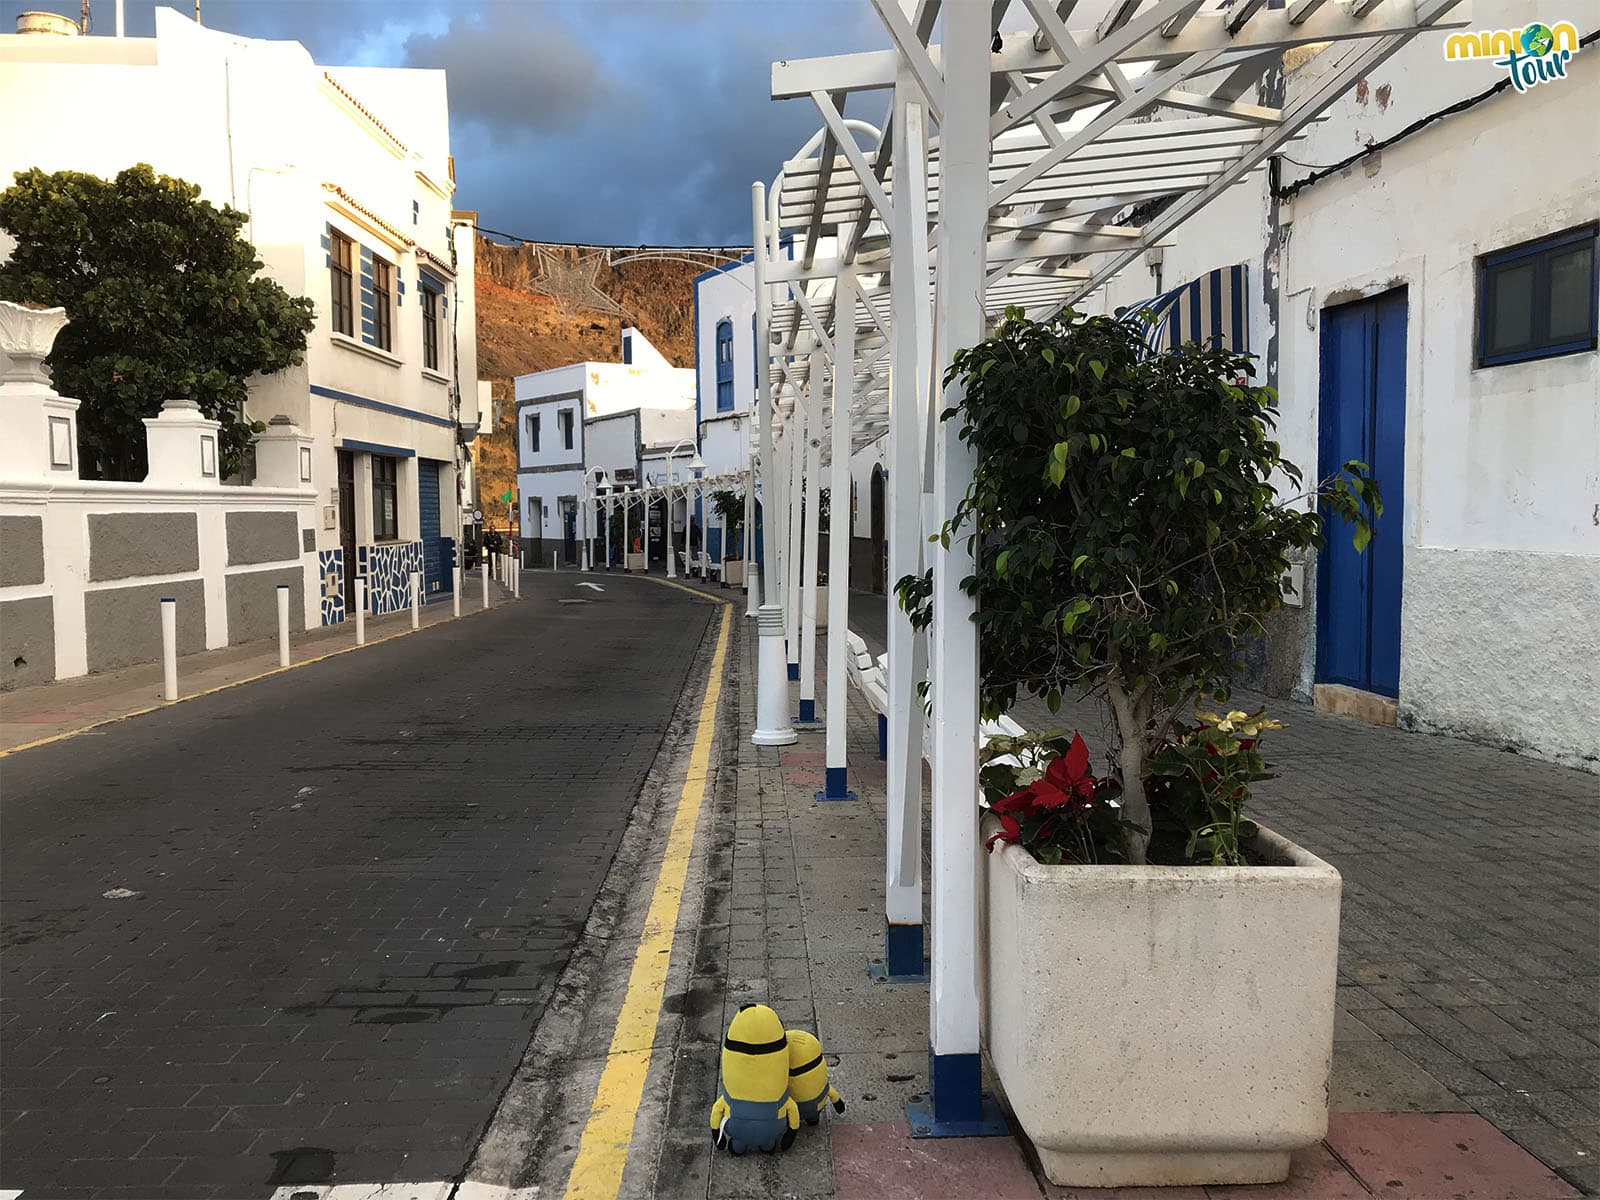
[452,565,461,618]
[552,550,558,572]
[276,584,291,668]
[481,561,490,610]
[355,578,366,645]
[160,597,178,701]
[513,555,521,599]
[409,571,420,630]
[752,605,798,746]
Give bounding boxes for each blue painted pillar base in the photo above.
[869,923,927,983]
[877,713,888,760]
[796,698,817,723]
[787,662,801,681]
[906,1050,1008,1138]
[815,766,857,803]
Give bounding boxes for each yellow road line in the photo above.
[563,596,733,1200]
[0,600,502,760]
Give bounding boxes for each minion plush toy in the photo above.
[710,1004,800,1154]
[785,1030,844,1125]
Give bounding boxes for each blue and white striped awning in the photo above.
[1120,264,1250,359]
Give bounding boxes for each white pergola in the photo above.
[746,0,1468,1131]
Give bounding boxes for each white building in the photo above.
[1070,4,1598,768]
[692,256,758,563]
[0,7,483,624]
[515,326,694,567]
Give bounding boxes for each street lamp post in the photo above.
[663,440,704,580]
[580,467,609,572]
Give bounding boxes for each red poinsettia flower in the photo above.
[1042,732,1096,801]
[985,813,1022,850]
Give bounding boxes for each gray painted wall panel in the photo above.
[85,579,206,673]
[226,511,301,565]
[89,512,199,581]
[225,567,306,644]
[1,595,55,690]
[0,516,45,586]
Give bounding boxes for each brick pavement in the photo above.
[846,588,1600,1195]
[0,572,714,1198]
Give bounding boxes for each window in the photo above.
[715,318,734,412]
[560,408,574,450]
[421,285,440,371]
[330,231,354,337]
[527,412,540,452]
[372,256,394,352]
[622,331,633,365]
[1477,224,1597,367]
[372,455,398,540]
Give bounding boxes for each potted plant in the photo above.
[900,308,1379,1187]
[712,488,745,586]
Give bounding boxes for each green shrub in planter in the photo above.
[900,307,1379,864]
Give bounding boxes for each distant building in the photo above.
[692,256,760,562]
[514,327,693,567]
[0,8,485,623]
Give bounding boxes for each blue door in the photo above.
[1316,289,1407,697]
[418,459,449,598]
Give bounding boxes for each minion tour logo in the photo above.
[1444,21,1580,92]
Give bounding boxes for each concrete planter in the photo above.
[626,552,647,572]
[813,584,828,630]
[723,559,744,587]
[979,817,1340,1188]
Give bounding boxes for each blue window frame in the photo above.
[1476,224,1597,368]
[715,318,734,412]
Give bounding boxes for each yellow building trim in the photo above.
[319,71,408,160]
[322,183,416,252]
[414,168,453,202]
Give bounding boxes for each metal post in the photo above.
[643,489,652,571]
[355,578,366,645]
[917,0,997,1135]
[481,561,489,610]
[622,490,631,571]
[276,584,291,668]
[513,553,521,599]
[452,566,461,618]
[160,597,178,701]
[409,571,420,630]
[666,453,679,578]
[605,494,613,570]
[885,71,933,983]
[751,179,795,748]
[821,273,857,798]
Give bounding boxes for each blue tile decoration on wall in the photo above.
[318,549,345,626]
[358,541,423,614]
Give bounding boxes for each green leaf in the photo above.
[1089,359,1107,381]
[980,358,996,376]
[1072,554,1088,574]
[1041,347,1055,366]
[1064,394,1080,418]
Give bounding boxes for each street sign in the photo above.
[473,509,483,522]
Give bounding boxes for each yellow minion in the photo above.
[785,1029,844,1125]
[710,1004,800,1154]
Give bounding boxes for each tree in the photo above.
[900,308,1378,864]
[0,165,315,480]
[711,488,746,556]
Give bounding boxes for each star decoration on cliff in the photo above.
[533,247,623,317]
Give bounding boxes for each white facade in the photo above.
[514,327,694,564]
[0,9,482,623]
[1082,4,1598,768]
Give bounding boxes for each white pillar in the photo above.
[623,492,631,570]
[409,571,420,629]
[926,0,988,1127]
[452,566,461,618]
[666,479,679,579]
[797,355,824,726]
[643,490,652,571]
[784,396,806,681]
[605,495,613,570]
[885,72,934,980]
[160,597,178,701]
[277,584,291,668]
[355,578,367,645]
[822,274,856,796]
[481,561,489,609]
[513,554,521,599]
[750,179,794,748]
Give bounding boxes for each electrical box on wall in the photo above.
[1281,562,1305,608]
[323,505,337,531]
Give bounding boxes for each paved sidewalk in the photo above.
[843,589,1600,1196]
[0,576,516,753]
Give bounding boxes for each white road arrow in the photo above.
[576,582,605,592]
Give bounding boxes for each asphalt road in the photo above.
[0,573,715,1199]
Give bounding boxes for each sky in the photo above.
[37,0,898,246]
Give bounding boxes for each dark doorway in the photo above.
[869,464,886,593]
[337,449,357,615]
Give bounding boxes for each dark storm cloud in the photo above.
[28,0,888,244]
